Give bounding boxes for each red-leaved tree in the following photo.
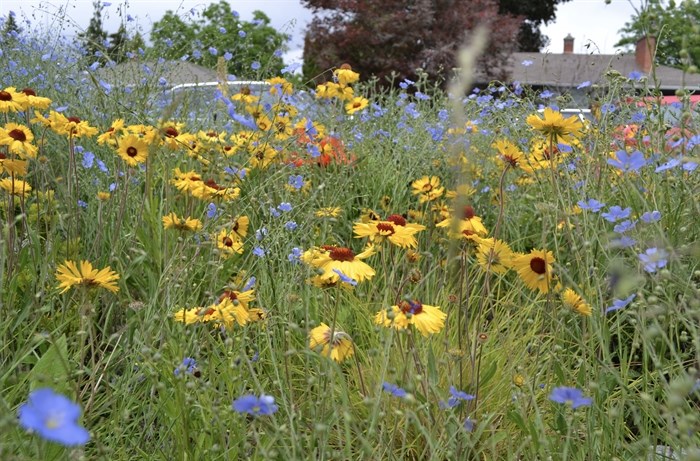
[302,0,522,87]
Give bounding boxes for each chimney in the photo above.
[563,34,574,54]
[635,36,656,73]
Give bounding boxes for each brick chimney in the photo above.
[563,34,574,54]
[635,36,656,73]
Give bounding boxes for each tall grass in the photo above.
[1,11,700,461]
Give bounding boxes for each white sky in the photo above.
[1,0,642,62]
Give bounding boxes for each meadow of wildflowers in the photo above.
[1,13,700,461]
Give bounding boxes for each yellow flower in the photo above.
[353,214,424,249]
[55,260,120,293]
[309,323,354,362]
[375,300,446,337]
[302,245,376,284]
[173,298,250,328]
[0,87,29,113]
[97,191,111,201]
[192,178,240,201]
[116,134,150,166]
[248,143,278,169]
[512,249,556,293]
[97,118,125,146]
[0,177,32,196]
[492,138,525,169]
[562,288,592,316]
[266,76,293,95]
[526,107,584,145]
[476,238,514,274]
[0,157,28,176]
[345,96,368,114]
[170,168,203,195]
[48,112,98,138]
[436,205,488,237]
[162,212,203,232]
[334,66,360,86]
[0,123,38,158]
[216,228,244,258]
[19,88,52,110]
[315,207,341,218]
[411,176,444,203]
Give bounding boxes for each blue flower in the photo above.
[607,150,646,173]
[206,203,219,219]
[332,269,357,286]
[251,61,261,71]
[609,236,636,248]
[223,51,233,61]
[208,46,218,56]
[630,112,646,123]
[655,157,681,173]
[613,219,637,234]
[540,90,554,99]
[577,198,605,212]
[601,103,616,114]
[288,247,302,263]
[238,30,246,38]
[232,394,278,416]
[441,386,475,408]
[252,246,266,258]
[284,221,297,231]
[601,206,631,223]
[640,210,661,223]
[605,294,636,314]
[521,59,533,67]
[277,202,292,212]
[288,175,304,190]
[549,386,592,409]
[382,382,407,398]
[82,151,95,169]
[18,388,90,446]
[463,417,476,432]
[576,81,591,89]
[638,247,669,273]
[174,357,197,376]
[628,70,643,80]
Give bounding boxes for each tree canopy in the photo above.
[149,1,290,78]
[301,0,522,87]
[78,1,144,64]
[616,0,700,71]
[497,0,572,51]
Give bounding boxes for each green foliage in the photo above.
[617,0,700,71]
[150,1,289,78]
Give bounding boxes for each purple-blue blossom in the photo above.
[549,386,592,409]
[607,150,646,173]
[605,294,636,314]
[601,206,632,223]
[638,247,669,273]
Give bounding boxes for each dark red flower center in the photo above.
[0,91,12,101]
[206,131,217,138]
[223,237,234,247]
[462,206,475,220]
[197,307,215,316]
[326,246,355,262]
[376,222,395,235]
[399,300,423,315]
[386,214,406,226]
[218,290,238,303]
[126,146,138,157]
[164,127,179,138]
[67,116,81,123]
[8,129,27,142]
[21,88,37,96]
[530,257,546,275]
[204,179,223,190]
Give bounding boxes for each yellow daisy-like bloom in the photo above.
[512,249,556,293]
[116,134,150,167]
[162,212,203,232]
[345,96,368,115]
[217,288,256,309]
[353,214,424,249]
[526,107,584,145]
[436,205,488,237]
[315,207,342,218]
[476,238,515,274]
[493,138,525,169]
[309,323,354,362]
[48,112,98,138]
[173,298,250,328]
[0,177,32,196]
[19,88,52,110]
[170,168,203,195]
[97,191,111,201]
[334,66,360,86]
[55,260,120,293]
[216,228,244,258]
[248,143,278,169]
[0,123,38,158]
[302,245,376,284]
[125,123,158,145]
[0,156,28,176]
[230,215,249,240]
[411,176,445,203]
[192,178,240,201]
[272,115,293,140]
[267,76,293,95]
[0,87,29,113]
[562,288,592,316]
[375,300,447,337]
[97,118,125,146]
[231,86,260,105]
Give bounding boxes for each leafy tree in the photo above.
[497,0,572,52]
[1,11,22,41]
[78,1,108,61]
[617,0,700,71]
[150,1,289,78]
[301,0,522,87]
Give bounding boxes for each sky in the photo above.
[1,0,642,64]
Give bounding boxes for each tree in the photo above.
[1,11,22,41]
[150,1,289,78]
[301,0,522,87]
[497,0,572,52]
[78,1,108,60]
[617,0,700,71]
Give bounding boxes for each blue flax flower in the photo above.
[18,388,90,446]
[577,198,605,212]
[605,294,636,314]
[232,394,278,416]
[382,382,407,398]
[638,247,669,273]
[601,206,631,223]
[174,357,197,376]
[549,386,592,409]
[607,150,645,173]
[613,219,637,234]
[640,210,661,223]
[441,386,475,409]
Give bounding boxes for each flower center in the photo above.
[22,88,37,96]
[462,206,475,220]
[399,300,423,315]
[164,127,179,138]
[126,146,138,157]
[204,179,223,190]
[44,416,61,429]
[206,131,217,138]
[422,183,433,192]
[0,91,11,101]
[376,222,395,235]
[386,214,406,226]
[328,246,355,262]
[530,257,546,274]
[218,290,238,303]
[8,129,27,142]
[223,237,234,247]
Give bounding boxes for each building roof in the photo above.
[505,51,700,91]
[94,60,218,87]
